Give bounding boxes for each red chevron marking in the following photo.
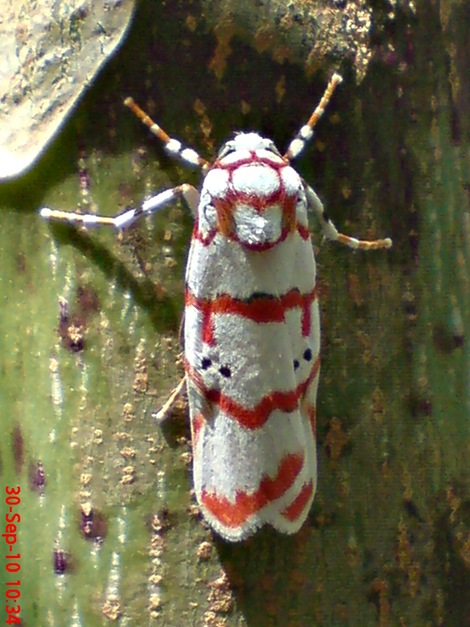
[281,480,314,522]
[201,451,305,528]
[186,354,320,430]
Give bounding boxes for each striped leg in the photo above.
[305,183,392,250]
[153,376,186,424]
[40,184,200,229]
[124,98,210,172]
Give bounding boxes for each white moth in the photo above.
[40,74,392,541]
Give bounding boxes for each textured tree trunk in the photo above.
[0,0,468,624]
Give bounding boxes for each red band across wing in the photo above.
[201,451,305,528]
[308,405,316,436]
[186,354,320,430]
[281,481,314,522]
[191,412,205,445]
[186,284,318,343]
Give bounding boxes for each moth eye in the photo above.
[201,358,212,370]
[218,143,235,158]
[268,142,281,156]
[219,365,231,378]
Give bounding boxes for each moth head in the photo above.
[201,133,301,250]
[217,133,282,160]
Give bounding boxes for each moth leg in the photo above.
[304,182,392,250]
[124,97,210,173]
[40,184,200,229]
[153,376,187,424]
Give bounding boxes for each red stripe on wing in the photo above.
[186,285,317,333]
[201,452,305,528]
[186,355,320,430]
[281,481,314,522]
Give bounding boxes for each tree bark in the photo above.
[0,0,468,624]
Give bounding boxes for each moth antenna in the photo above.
[284,73,343,161]
[124,97,210,172]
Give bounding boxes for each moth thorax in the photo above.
[204,154,300,250]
